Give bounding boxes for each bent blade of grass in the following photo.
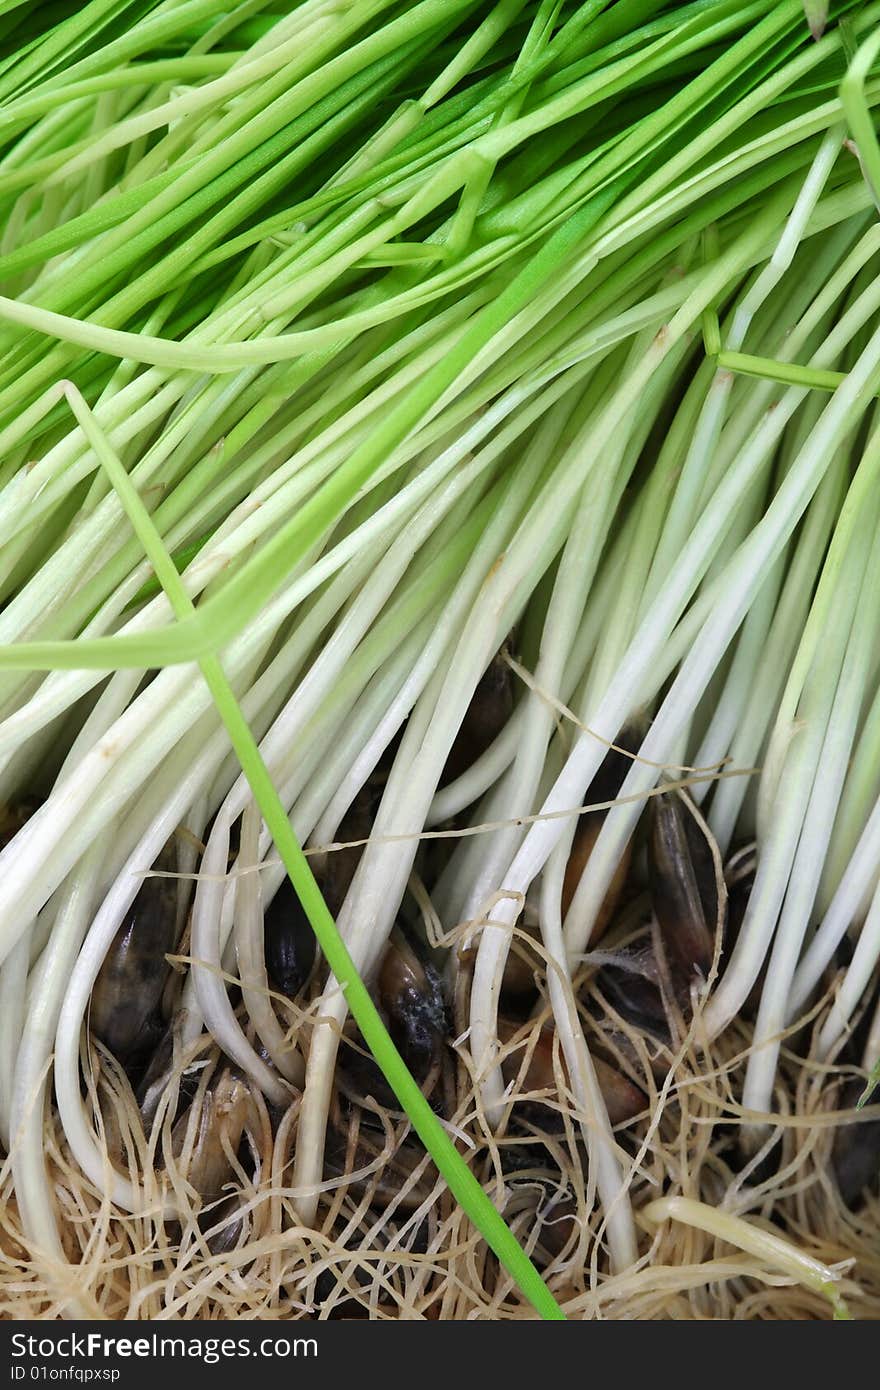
[641,1197,852,1319]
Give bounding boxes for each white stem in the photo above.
[234,802,304,1086]
[10,849,102,1319]
[539,839,637,1273]
[818,872,880,1061]
[189,810,289,1104]
[791,789,880,1017]
[0,933,31,1148]
[743,500,880,1120]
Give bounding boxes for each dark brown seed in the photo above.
[647,791,724,982]
[596,949,670,1044]
[684,803,724,934]
[582,731,643,808]
[0,799,38,848]
[561,815,632,942]
[136,1022,205,1131]
[501,915,543,1001]
[499,1141,560,1180]
[322,787,376,917]
[498,1019,646,1125]
[593,1052,648,1125]
[337,931,447,1109]
[170,1067,253,1201]
[203,1196,247,1255]
[263,877,316,1000]
[377,929,446,1079]
[90,842,180,1062]
[831,1079,880,1210]
[440,649,514,786]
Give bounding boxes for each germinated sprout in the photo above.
[1,0,880,1321]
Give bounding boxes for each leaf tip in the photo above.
[803,0,828,39]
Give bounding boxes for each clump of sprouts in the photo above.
[0,0,879,1321]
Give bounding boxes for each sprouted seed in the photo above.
[166,1064,260,1204]
[647,787,726,985]
[88,841,181,1067]
[1,0,880,1323]
[376,929,447,1081]
[263,877,318,1002]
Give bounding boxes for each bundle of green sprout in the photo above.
[0,0,879,1321]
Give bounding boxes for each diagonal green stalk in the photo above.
[63,383,566,1322]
